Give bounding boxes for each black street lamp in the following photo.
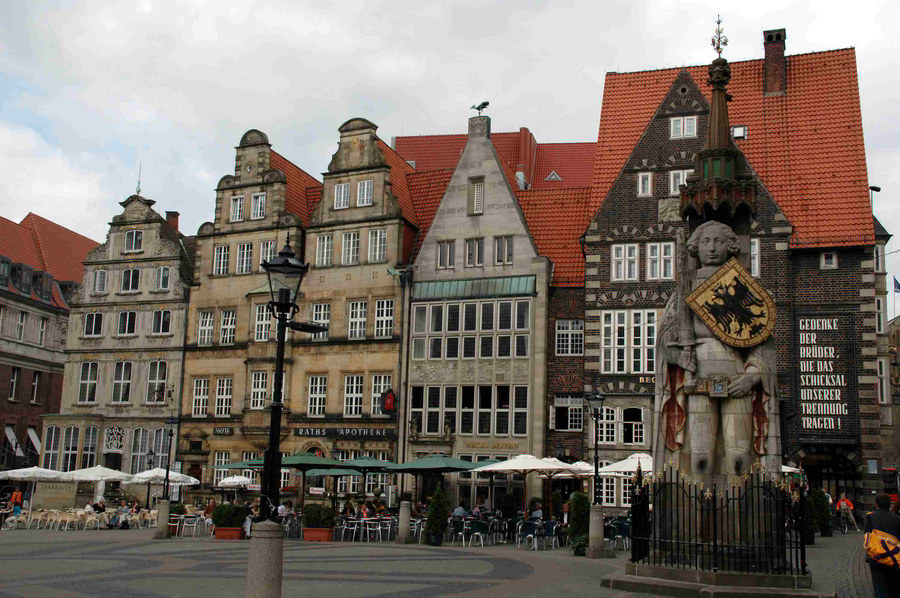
[145,449,155,507]
[163,419,176,501]
[586,391,606,505]
[260,236,326,521]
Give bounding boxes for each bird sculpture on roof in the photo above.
[470,101,489,115]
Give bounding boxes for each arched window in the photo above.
[81,426,98,468]
[43,426,60,471]
[61,426,80,472]
[623,407,644,445]
[131,428,149,474]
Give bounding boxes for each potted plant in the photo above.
[302,504,336,542]
[801,496,817,546]
[212,503,246,540]
[568,492,590,556]
[425,487,449,546]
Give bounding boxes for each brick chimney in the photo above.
[763,28,787,95]
[165,211,180,232]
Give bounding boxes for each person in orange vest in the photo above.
[10,489,22,508]
[837,492,860,532]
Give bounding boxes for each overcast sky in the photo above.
[2,1,899,306]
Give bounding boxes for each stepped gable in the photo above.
[269,150,321,227]
[518,187,592,286]
[591,48,873,248]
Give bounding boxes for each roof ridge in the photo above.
[19,214,50,272]
[377,137,417,173]
[269,149,321,184]
[607,47,855,77]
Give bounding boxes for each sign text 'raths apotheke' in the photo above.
[292,427,395,438]
[798,317,848,432]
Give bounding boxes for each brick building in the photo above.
[0,214,98,473]
[583,30,888,509]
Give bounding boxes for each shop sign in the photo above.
[213,427,233,436]
[292,427,395,438]
[464,441,519,450]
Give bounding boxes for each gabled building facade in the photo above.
[42,196,191,496]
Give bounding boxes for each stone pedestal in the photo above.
[153,500,170,539]
[395,500,414,544]
[245,520,284,598]
[586,504,616,559]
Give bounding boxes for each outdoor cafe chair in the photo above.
[29,510,49,529]
[603,523,622,550]
[379,517,394,542]
[84,512,102,531]
[363,518,382,542]
[340,517,360,542]
[469,519,491,547]
[168,514,183,536]
[542,521,559,550]
[181,514,202,537]
[449,518,470,547]
[516,520,540,551]
[2,511,28,530]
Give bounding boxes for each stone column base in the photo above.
[586,545,618,559]
[153,500,170,540]
[245,520,284,598]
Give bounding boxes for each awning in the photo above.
[5,425,24,457]
[27,427,41,454]
[411,275,536,302]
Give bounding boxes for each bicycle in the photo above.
[835,510,849,534]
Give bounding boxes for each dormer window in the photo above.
[545,171,562,182]
[334,183,350,209]
[229,196,244,222]
[670,116,697,139]
[357,180,374,207]
[0,258,9,284]
[124,230,143,252]
[731,125,747,140]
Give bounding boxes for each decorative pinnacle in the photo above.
[711,14,728,58]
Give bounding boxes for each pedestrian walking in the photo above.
[864,494,900,598]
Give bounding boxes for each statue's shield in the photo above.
[685,257,775,348]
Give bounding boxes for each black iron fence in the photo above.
[631,465,807,575]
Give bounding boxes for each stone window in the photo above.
[468,177,485,215]
[670,116,697,139]
[479,336,493,358]
[342,232,359,265]
[601,310,657,374]
[42,426,60,471]
[215,378,232,417]
[315,234,333,267]
[155,266,170,291]
[622,407,645,444]
[646,242,674,280]
[668,169,691,195]
[368,229,387,263]
[334,183,350,210]
[874,244,885,273]
[84,312,103,337]
[78,362,98,403]
[555,319,584,356]
[147,361,167,403]
[375,299,394,338]
[637,172,652,197]
[343,374,364,417]
[750,238,760,277]
[229,196,244,222]
[61,426,79,472]
[81,427,98,468]
[312,303,330,340]
[121,268,140,292]
[611,244,639,281]
[306,375,326,416]
[437,240,455,269]
[220,310,236,344]
[151,309,171,335]
[124,229,143,252]
[462,336,476,359]
[117,311,136,336]
[254,304,272,342]
[348,300,367,339]
[251,193,266,220]
[197,311,214,345]
[93,269,107,293]
[878,358,890,405]
[192,379,209,417]
[820,251,838,270]
[111,361,132,403]
[213,245,230,276]
[465,238,484,267]
[259,240,276,271]
[236,243,253,274]
[371,373,391,416]
[251,371,268,410]
[494,235,513,265]
[357,179,374,207]
[553,394,584,432]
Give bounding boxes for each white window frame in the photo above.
[342,232,359,265]
[473,181,484,214]
[31,371,40,403]
[111,361,132,403]
[84,312,103,337]
[307,375,326,417]
[250,371,268,410]
[876,297,886,335]
[192,379,209,417]
[494,235,513,265]
[552,395,584,431]
[669,169,691,195]
[220,309,236,345]
[124,229,143,252]
[750,238,760,277]
[147,360,167,403]
[874,244,885,273]
[43,426,60,471]
[213,451,229,484]
[93,269,107,293]
[465,238,484,267]
[215,377,233,417]
[637,172,652,197]
[357,179,374,207]
[334,183,350,210]
[555,320,585,356]
[611,244,638,281]
[437,240,455,269]
[213,245,229,275]
[316,234,333,267]
[81,426,98,468]
[597,407,617,444]
[155,266,170,291]
[602,310,656,374]
[198,311,214,345]
[368,229,386,263]
[670,116,697,139]
[646,242,674,280]
[130,428,149,474]
[151,309,171,335]
[117,311,136,336]
[375,299,394,339]
[236,242,253,274]
[622,407,646,445]
[878,358,890,405]
[312,303,330,340]
[343,374,364,417]
[820,252,838,270]
[78,362,98,404]
[259,240,276,271]
[255,304,272,342]
[371,374,391,416]
[348,300,367,339]
[229,196,244,222]
[121,268,140,292]
[251,193,266,220]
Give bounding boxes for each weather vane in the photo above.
[470,101,489,116]
[711,14,728,57]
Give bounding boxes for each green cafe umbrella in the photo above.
[214,458,264,470]
[385,455,476,505]
[281,454,350,507]
[303,467,364,512]
[341,457,394,499]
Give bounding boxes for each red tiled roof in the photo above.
[376,139,418,226]
[406,168,455,255]
[531,143,596,190]
[270,150,321,227]
[7,213,99,283]
[591,49,873,248]
[518,188,593,286]
[394,132,520,173]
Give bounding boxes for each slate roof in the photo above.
[591,48,874,248]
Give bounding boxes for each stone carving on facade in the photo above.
[85,244,110,262]
[239,129,269,147]
[328,134,386,172]
[477,364,493,382]
[652,221,776,485]
[198,222,215,237]
[658,199,681,222]
[217,175,236,189]
[512,362,530,380]
[261,168,286,184]
[459,362,476,379]
[278,213,300,228]
[154,238,179,258]
[494,360,510,381]
[104,427,126,453]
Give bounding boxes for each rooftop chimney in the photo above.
[165,211,180,232]
[763,28,787,95]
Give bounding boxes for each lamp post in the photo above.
[163,419,176,500]
[586,391,606,505]
[145,449,155,508]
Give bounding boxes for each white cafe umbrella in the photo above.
[60,465,134,482]
[781,464,801,474]
[472,455,572,514]
[217,475,253,488]
[0,467,67,511]
[132,468,199,485]
[596,453,653,477]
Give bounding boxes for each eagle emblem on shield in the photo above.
[685,257,776,348]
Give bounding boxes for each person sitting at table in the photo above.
[340,502,356,517]
[452,501,468,518]
[357,501,371,518]
[92,499,106,513]
[277,501,290,518]
[203,500,216,526]
[108,500,130,529]
[373,499,386,514]
[10,488,22,509]
[530,501,543,520]
[130,500,142,516]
